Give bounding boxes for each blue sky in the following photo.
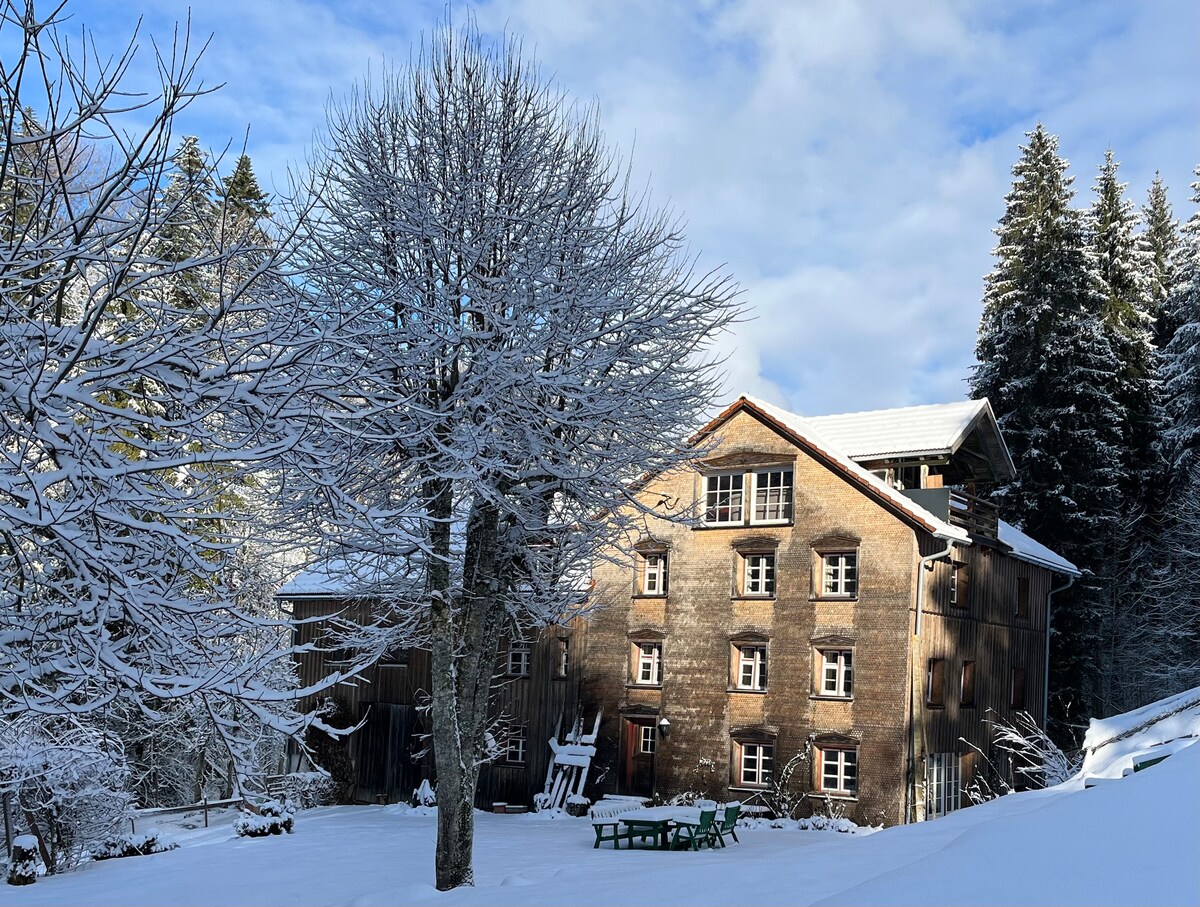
[48,0,1200,415]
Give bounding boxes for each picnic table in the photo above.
[603,805,703,850]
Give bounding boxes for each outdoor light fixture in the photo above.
[658,716,671,736]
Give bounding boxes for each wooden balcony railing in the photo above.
[947,489,999,540]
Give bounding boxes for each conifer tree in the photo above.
[1087,150,1160,504]
[971,125,1124,736]
[223,154,271,222]
[1162,169,1200,480]
[1142,173,1180,349]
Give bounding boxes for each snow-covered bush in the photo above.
[7,836,39,885]
[796,815,858,833]
[413,779,437,807]
[276,772,339,810]
[234,800,295,837]
[91,831,178,861]
[0,717,131,874]
[565,794,590,817]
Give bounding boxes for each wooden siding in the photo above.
[286,596,586,808]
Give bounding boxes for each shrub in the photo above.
[234,799,295,837]
[92,831,179,861]
[7,836,39,885]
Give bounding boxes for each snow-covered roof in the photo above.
[278,559,409,598]
[804,399,1011,465]
[739,396,969,543]
[998,520,1080,576]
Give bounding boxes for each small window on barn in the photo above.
[926,658,946,708]
[1016,577,1031,620]
[507,639,531,677]
[1010,666,1027,710]
[960,660,976,708]
[505,728,527,765]
[949,562,968,609]
[556,636,570,679]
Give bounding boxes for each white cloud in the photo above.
[63,0,1200,416]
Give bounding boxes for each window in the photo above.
[751,469,793,523]
[819,648,854,698]
[507,640,531,677]
[556,637,570,678]
[639,724,656,755]
[703,473,745,525]
[639,552,668,596]
[735,644,768,691]
[1010,666,1026,709]
[927,658,946,707]
[818,747,858,796]
[634,641,663,686]
[950,563,968,608]
[820,552,858,597]
[737,741,774,787]
[742,552,776,597]
[926,753,961,818]
[1016,577,1030,620]
[960,660,976,707]
[505,730,527,765]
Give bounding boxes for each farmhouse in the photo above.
[280,395,1078,825]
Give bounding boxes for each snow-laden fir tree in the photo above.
[282,23,740,891]
[1141,173,1180,350]
[1161,168,1200,484]
[970,125,1124,736]
[0,2,344,794]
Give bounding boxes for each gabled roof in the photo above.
[711,396,969,544]
[805,398,1016,480]
[697,396,1077,575]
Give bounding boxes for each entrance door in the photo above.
[623,719,656,797]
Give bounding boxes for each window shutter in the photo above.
[927,658,946,707]
[960,660,976,707]
[1016,577,1030,620]
[1011,666,1026,709]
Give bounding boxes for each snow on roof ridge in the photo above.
[739,396,969,543]
[806,398,986,421]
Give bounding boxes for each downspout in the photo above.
[906,537,956,824]
[1043,573,1075,730]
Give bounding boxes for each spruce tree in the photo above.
[222,154,271,222]
[1087,150,1160,504]
[1142,174,1180,349]
[971,125,1124,737]
[1162,168,1200,480]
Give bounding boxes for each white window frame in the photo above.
[507,640,531,677]
[751,469,793,524]
[818,747,858,796]
[639,724,656,755]
[821,551,858,597]
[505,730,527,765]
[742,552,776,597]
[703,472,745,525]
[556,637,570,678]
[634,641,663,686]
[738,741,774,787]
[819,648,854,698]
[641,552,667,596]
[949,564,959,606]
[736,644,768,691]
[926,753,961,818]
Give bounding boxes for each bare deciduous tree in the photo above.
[284,24,740,890]
[0,1,342,781]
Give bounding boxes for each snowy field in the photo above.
[7,739,1198,907]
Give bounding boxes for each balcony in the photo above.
[901,487,999,541]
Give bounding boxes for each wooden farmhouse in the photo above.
[280,395,1078,825]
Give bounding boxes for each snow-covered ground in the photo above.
[8,692,1198,907]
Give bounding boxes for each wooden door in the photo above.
[623,719,656,797]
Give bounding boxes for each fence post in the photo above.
[3,790,13,857]
[204,798,209,828]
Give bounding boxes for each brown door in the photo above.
[623,719,656,797]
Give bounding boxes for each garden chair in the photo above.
[669,806,718,851]
[712,801,741,846]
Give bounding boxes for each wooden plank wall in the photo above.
[286,596,586,808]
[915,539,1054,768]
